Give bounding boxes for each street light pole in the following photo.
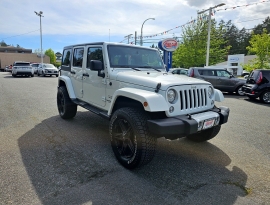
[34,11,44,65]
[140,18,155,46]
[198,3,225,66]
[124,34,133,44]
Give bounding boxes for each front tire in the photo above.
[186,125,221,142]
[57,86,77,119]
[260,91,270,104]
[109,107,157,169]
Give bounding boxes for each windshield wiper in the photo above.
[114,65,141,71]
[136,66,161,72]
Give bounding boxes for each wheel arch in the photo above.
[108,88,168,116]
[58,76,76,99]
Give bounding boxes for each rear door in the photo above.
[198,69,217,86]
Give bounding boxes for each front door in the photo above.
[215,70,235,92]
[82,46,106,107]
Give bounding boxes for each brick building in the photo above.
[0,46,50,70]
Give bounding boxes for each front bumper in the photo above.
[147,106,230,139]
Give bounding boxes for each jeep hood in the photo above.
[115,71,210,90]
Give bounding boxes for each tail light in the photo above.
[189,69,194,77]
[256,72,263,84]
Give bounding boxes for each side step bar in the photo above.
[72,99,110,120]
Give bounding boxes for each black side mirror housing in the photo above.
[90,60,103,71]
[89,60,105,78]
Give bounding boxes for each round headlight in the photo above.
[167,89,176,103]
[208,86,214,98]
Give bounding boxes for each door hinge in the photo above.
[102,96,106,102]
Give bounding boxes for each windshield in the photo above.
[107,45,164,70]
[43,64,55,68]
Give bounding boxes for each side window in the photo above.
[201,70,214,76]
[87,47,103,68]
[217,70,231,77]
[62,49,71,66]
[73,48,84,67]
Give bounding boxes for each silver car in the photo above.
[37,63,59,77]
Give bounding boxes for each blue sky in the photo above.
[0,0,269,54]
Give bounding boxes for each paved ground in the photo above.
[0,72,269,205]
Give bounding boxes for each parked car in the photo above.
[37,63,59,77]
[188,67,246,95]
[169,68,188,75]
[12,61,34,77]
[241,70,250,77]
[30,63,40,74]
[242,69,270,104]
[7,65,13,72]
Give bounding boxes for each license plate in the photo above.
[203,118,215,129]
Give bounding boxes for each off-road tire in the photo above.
[57,86,77,119]
[186,125,221,142]
[259,91,270,104]
[109,107,157,169]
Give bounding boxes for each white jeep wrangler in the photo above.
[57,42,230,169]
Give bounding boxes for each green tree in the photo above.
[45,48,56,64]
[0,40,8,46]
[173,18,230,68]
[246,29,270,69]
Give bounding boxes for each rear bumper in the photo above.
[147,106,229,139]
[242,84,261,98]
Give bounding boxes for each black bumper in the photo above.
[147,106,230,139]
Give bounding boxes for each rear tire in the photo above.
[260,91,270,104]
[186,125,221,142]
[109,107,157,169]
[236,86,244,96]
[57,86,77,119]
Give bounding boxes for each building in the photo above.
[205,54,257,76]
[0,46,50,70]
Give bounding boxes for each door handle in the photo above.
[83,73,89,77]
[70,71,76,74]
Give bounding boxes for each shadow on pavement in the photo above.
[18,111,248,205]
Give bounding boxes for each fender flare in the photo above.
[108,88,168,115]
[58,76,76,99]
[214,89,224,102]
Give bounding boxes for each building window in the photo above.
[230,63,238,66]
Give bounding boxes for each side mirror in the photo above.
[89,60,105,78]
[90,60,102,71]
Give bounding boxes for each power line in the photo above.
[1,29,40,40]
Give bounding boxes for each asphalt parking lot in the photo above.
[0,72,269,205]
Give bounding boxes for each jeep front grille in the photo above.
[179,88,207,110]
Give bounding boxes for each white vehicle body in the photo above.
[12,61,34,77]
[57,42,230,169]
[37,63,59,77]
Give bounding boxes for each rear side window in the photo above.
[62,49,72,66]
[73,48,84,67]
[198,70,215,76]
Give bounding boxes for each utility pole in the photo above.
[124,34,133,44]
[197,3,225,66]
[34,11,44,65]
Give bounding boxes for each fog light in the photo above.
[198,121,203,131]
[169,106,174,113]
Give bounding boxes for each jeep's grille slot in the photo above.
[179,88,207,111]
